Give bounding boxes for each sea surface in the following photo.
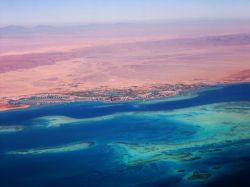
[1,83,250,187]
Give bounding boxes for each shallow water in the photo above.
[1,83,250,187]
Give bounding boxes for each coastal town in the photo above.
[5,83,208,108]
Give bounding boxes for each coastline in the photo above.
[0,81,249,112]
[1,80,250,187]
[0,103,30,112]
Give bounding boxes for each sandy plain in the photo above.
[1,21,250,110]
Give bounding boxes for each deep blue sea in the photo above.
[1,83,250,187]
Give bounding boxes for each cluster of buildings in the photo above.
[9,83,208,106]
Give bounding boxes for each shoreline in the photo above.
[0,103,30,112]
[0,81,249,112]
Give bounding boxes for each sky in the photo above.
[0,0,250,26]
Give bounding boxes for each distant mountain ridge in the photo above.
[1,19,250,36]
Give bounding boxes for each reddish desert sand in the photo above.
[0,103,29,111]
[1,21,250,110]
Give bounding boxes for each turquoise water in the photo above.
[1,83,250,187]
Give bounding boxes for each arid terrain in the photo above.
[1,20,250,110]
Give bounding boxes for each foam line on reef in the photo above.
[33,112,136,128]
[31,101,250,129]
[33,110,177,129]
[6,141,95,155]
[0,125,25,133]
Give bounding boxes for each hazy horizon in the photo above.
[0,18,250,28]
[1,0,250,27]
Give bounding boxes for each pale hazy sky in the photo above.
[0,0,250,26]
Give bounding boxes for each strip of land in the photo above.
[1,21,250,111]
